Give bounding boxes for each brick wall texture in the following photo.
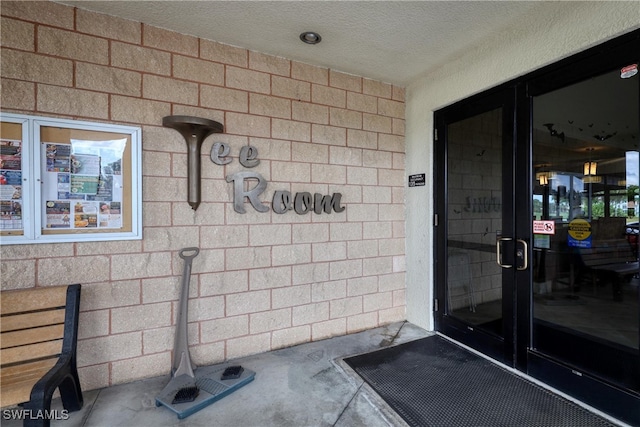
[0,1,406,390]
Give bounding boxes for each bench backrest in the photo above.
[1,285,80,367]
[579,240,636,267]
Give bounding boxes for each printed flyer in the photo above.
[45,201,72,228]
[46,143,71,172]
[0,139,23,231]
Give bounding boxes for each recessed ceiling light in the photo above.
[300,31,322,45]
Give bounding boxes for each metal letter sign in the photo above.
[226,171,269,214]
[206,140,345,215]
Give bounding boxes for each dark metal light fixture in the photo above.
[299,31,322,44]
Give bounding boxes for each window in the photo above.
[1,113,142,244]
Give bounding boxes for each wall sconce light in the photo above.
[163,116,224,211]
[583,161,597,176]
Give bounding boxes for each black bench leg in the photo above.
[22,394,53,427]
[22,372,83,427]
[59,372,83,412]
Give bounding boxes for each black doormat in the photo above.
[344,335,614,427]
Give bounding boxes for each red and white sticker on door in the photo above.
[533,220,555,235]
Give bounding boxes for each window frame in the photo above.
[0,112,142,245]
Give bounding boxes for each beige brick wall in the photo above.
[0,1,406,391]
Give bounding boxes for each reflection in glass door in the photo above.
[436,90,518,364]
[531,66,640,402]
[447,109,504,336]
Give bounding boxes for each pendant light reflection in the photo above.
[584,147,597,179]
[536,165,549,186]
[538,174,548,186]
[583,161,597,176]
[583,147,599,184]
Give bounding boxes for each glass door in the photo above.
[529,64,640,422]
[435,88,522,364]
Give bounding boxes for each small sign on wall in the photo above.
[408,173,425,187]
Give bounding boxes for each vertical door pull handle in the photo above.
[496,237,513,268]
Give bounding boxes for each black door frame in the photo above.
[433,29,640,425]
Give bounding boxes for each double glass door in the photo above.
[434,32,639,425]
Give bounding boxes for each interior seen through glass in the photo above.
[532,68,639,351]
[445,67,640,352]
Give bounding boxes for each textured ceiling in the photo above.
[56,1,541,86]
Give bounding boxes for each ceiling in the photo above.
[56,1,542,86]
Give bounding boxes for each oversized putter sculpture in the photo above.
[162,115,224,211]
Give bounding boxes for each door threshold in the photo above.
[435,332,632,427]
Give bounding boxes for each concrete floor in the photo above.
[3,322,429,427]
[3,321,627,427]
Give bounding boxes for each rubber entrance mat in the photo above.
[344,335,614,427]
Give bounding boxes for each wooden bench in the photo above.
[1,285,83,427]
[578,240,638,301]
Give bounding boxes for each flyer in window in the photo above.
[57,173,70,199]
[1,139,23,231]
[45,143,71,172]
[1,139,21,170]
[45,201,71,228]
[70,154,100,195]
[99,201,122,227]
[73,201,98,228]
[70,174,100,195]
[0,170,21,199]
[0,201,22,230]
[1,140,23,198]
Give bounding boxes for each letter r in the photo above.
[226,171,269,213]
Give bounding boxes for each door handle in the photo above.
[516,239,528,271]
[496,237,513,268]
